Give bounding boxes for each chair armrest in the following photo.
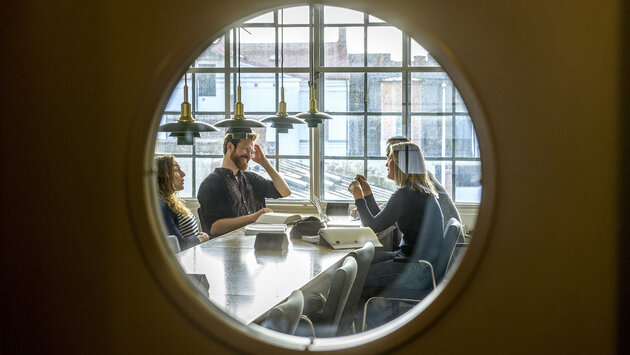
[299,315,317,339]
[417,260,436,289]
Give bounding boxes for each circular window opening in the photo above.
[140,4,492,352]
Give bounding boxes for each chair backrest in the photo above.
[434,218,463,283]
[261,290,304,335]
[336,242,375,336]
[318,256,358,337]
[409,198,444,266]
[165,235,181,253]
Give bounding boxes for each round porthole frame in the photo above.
[125,2,497,353]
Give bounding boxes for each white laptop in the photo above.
[311,196,361,227]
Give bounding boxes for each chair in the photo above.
[336,242,375,336]
[260,290,304,335]
[362,218,463,331]
[297,256,358,338]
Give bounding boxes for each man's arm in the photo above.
[210,208,272,235]
[252,145,291,197]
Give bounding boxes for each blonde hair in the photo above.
[390,142,438,198]
[155,155,190,216]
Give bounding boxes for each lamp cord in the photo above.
[280,8,284,89]
[238,27,241,88]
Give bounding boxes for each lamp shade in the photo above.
[296,86,333,127]
[158,78,218,145]
[214,85,265,138]
[261,88,306,133]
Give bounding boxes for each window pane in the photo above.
[237,73,276,112]
[324,115,364,157]
[367,27,402,67]
[323,159,363,200]
[410,38,440,67]
[368,73,402,112]
[250,123,273,155]
[454,90,468,113]
[278,72,308,112]
[155,114,194,154]
[324,6,364,24]
[366,159,396,201]
[368,15,385,23]
[164,77,186,112]
[279,159,310,200]
[323,27,364,67]
[425,160,453,196]
[410,72,453,113]
[193,115,225,155]
[236,28,276,68]
[194,36,225,68]
[245,12,274,23]
[368,115,403,157]
[177,157,193,198]
[279,26,310,67]
[281,6,309,25]
[278,124,309,155]
[455,161,482,203]
[195,157,223,195]
[410,115,453,158]
[195,74,225,112]
[324,72,364,112]
[455,116,480,158]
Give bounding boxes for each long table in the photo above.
[176,227,352,324]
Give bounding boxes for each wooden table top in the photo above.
[176,227,352,324]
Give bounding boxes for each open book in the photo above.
[244,223,287,235]
[255,212,302,225]
[318,227,383,249]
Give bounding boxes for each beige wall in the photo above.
[0,0,623,353]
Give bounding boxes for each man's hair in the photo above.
[223,133,258,154]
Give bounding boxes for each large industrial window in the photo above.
[156,5,481,204]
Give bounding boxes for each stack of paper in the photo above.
[244,223,287,235]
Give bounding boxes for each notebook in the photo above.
[318,227,383,249]
[255,212,301,225]
[311,196,361,227]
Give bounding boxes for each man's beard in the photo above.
[231,151,249,171]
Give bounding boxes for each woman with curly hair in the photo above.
[156,155,209,251]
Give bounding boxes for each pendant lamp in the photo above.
[214,27,266,139]
[296,8,333,128]
[158,73,219,145]
[261,9,306,133]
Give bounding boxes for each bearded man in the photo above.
[197,133,291,236]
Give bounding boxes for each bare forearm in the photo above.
[261,161,291,197]
[210,214,256,235]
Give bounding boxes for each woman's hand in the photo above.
[354,174,372,196]
[197,232,210,243]
[348,180,364,200]
[251,144,269,166]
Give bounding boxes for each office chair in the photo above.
[336,242,375,336]
[296,256,358,338]
[362,218,463,331]
[260,290,305,335]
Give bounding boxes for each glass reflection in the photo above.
[154,4,478,342]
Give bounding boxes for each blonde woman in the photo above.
[156,155,209,251]
[348,142,444,266]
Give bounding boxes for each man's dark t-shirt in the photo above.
[197,168,281,235]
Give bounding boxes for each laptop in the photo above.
[311,196,361,227]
